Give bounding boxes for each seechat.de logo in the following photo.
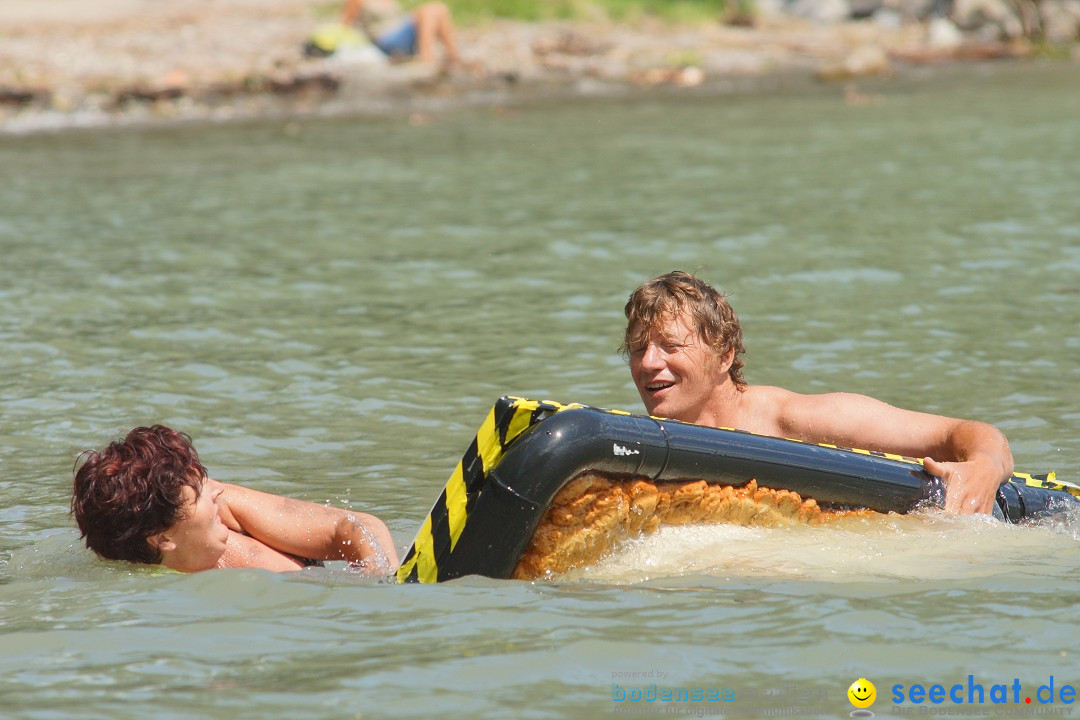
[848,678,877,717]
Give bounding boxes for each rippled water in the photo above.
[1,63,1078,719]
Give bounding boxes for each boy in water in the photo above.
[72,425,398,573]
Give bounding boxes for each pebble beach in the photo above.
[1,0,1076,133]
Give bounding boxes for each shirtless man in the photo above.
[72,425,399,573]
[621,271,1014,515]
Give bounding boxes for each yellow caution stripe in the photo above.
[1013,470,1079,498]
[396,397,575,583]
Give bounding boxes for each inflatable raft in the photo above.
[396,396,1079,583]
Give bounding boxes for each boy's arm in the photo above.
[213,480,399,573]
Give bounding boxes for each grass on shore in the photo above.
[315,0,753,26]
[446,0,751,24]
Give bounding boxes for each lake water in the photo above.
[1,62,1078,719]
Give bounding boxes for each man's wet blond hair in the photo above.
[621,271,746,388]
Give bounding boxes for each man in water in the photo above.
[622,271,1013,515]
[72,425,399,573]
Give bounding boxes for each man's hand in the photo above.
[924,455,1006,515]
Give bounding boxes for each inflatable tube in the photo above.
[397,397,1079,583]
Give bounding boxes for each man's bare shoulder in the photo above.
[742,384,799,402]
[737,386,872,437]
[734,384,802,435]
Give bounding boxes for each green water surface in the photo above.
[0,62,1078,719]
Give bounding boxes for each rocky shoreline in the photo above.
[1,0,1077,134]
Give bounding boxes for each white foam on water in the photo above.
[575,509,1080,584]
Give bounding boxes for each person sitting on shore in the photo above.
[621,271,1014,515]
[340,0,462,68]
[72,425,399,574]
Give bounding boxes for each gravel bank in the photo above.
[0,0,1068,133]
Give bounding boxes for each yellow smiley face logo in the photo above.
[848,678,876,709]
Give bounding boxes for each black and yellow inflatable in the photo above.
[396,396,1078,583]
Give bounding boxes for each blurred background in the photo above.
[2,0,1078,131]
[1,2,1078,719]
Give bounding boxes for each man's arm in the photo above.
[214,480,399,573]
[770,389,1014,515]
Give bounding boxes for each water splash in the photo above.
[341,514,396,576]
[573,508,1080,585]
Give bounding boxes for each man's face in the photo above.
[628,311,728,423]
